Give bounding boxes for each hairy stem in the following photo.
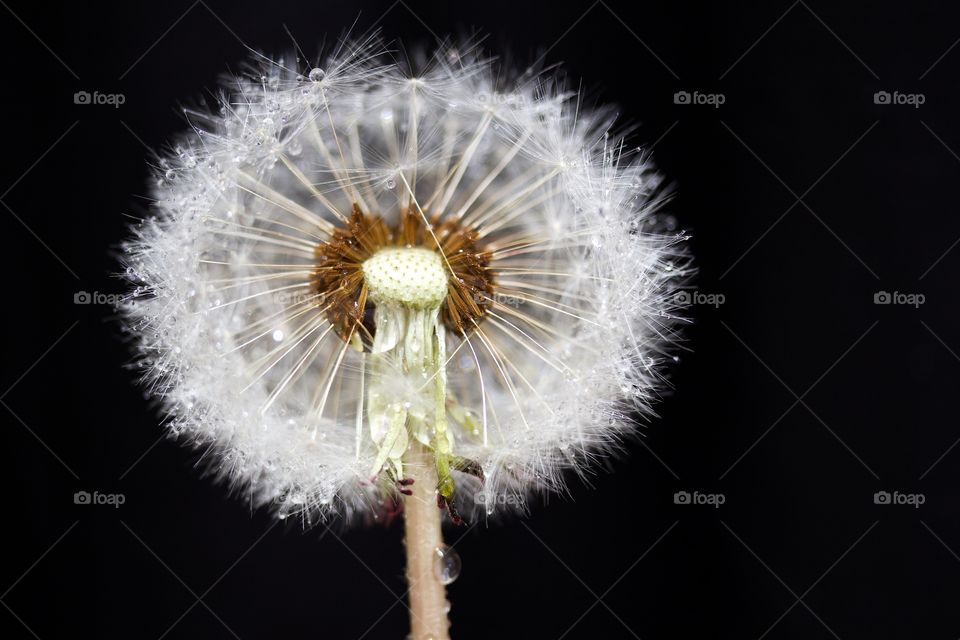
[404,443,451,640]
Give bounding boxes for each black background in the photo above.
[2,1,959,638]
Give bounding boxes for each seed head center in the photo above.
[362,247,448,309]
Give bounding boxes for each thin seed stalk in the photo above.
[403,442,451,640]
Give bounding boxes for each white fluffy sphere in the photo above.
[122,38,689,525]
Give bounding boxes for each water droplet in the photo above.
[385,178,396,189]
[308,68,325,82]
[272,329,284,342]
[433,545,461,585]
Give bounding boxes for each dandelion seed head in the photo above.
[122,36,690,525]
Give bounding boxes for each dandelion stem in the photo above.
[404,442,451,640]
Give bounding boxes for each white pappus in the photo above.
[121,36,690,526]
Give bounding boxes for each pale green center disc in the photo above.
[362,247,448,308]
